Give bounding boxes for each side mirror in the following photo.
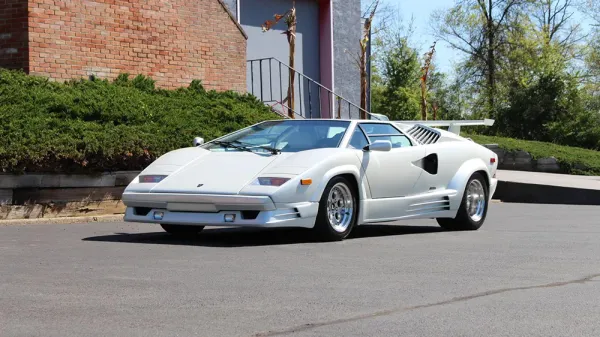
[193,137,204,146]
[364,140,392,152]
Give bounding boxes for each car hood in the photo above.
[138,149,315,195]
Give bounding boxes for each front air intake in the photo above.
[133,207,152,216]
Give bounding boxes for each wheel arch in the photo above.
[309,165,367,202]
[446,158,492,212]
[309,166,368,224]
[473,169,490,189]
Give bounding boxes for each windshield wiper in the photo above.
[211,140,254,153]
[212,140,281,155]
[240,142,281,155]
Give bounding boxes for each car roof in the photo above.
[262,118,390,123]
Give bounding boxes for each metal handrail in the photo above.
[247,57,376,119]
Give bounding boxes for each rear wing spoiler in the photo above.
[369,113,494,135]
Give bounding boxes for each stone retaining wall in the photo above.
[483,144,563,173]
[0,171,139,220]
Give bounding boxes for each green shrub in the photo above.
[466,134,600,176]
[0,69,281,174]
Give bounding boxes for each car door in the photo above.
[349,123,426,199]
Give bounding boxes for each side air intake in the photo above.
[406,196,451,214]
[405,124,441,144]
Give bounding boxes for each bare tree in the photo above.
[578,0,600,25]
[419,42,436,120]
[345,0,396,119]
[528,0,587,55]
[431,0,525,117]
[262,1,297,118]
[358,0,380,119]
[578,0,600,86]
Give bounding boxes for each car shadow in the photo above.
[82,224,445,248]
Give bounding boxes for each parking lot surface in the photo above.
[1,203,600,337]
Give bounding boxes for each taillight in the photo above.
[139,175,168,183]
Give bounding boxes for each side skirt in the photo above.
[358,189,460,224]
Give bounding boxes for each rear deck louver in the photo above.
[406,124,441,144]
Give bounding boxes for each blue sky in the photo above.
[384,0,457,73]
[384,0,596,74]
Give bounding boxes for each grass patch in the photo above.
[466,134,600,176]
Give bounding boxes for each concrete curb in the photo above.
[494,181,600,206]
[0,214,124,226]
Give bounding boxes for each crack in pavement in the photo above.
[252,273,600,337]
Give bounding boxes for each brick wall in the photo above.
[23,0,247,91]
[0,0,29,71]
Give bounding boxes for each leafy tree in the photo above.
[486,0,600,147]
[494,71,578,140]
[371,30,421,120]
[426,70,471,121]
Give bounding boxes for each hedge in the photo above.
[467,134,600,176]
[0,69,281,174]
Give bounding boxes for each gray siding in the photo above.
[332,0,362,119]
[242,0,321,117]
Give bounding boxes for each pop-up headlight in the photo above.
[251,177,290,186]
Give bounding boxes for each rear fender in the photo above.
[446,158,491,211]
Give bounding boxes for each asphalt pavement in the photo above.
[1,203,600,337]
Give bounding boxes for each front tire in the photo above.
[160,224,205,237]
[313,176,358,241]
[436,172,489,231]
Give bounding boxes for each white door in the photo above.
[348,123,426,199]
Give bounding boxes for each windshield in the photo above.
[202,120,351,153]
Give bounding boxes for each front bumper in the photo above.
[122,192,319,228]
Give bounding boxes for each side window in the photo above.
[360,123,402,136]
[359,123,412,148]
[393,135,412,148]
[348,127,369,149]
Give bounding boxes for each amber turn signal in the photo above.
[300,178,312,185]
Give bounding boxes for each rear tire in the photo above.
[436,172,489,231]
[312,176,358,241]
[160,224,205,237]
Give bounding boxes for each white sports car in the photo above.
[122,117,498,241]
